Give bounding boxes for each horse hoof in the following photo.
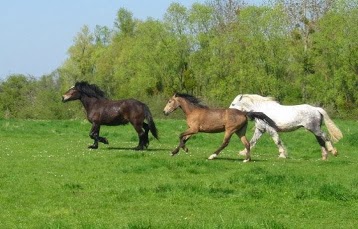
[134,146,144,151]
[208,154,217,160]
[88,145,98,149]
[171,149,179,156]
[243,158,251,163]
[103,139,109,144]
[278,154,287,159]
[332,148,338,156]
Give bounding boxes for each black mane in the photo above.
[175,93,208,108]
[75,81,106,99]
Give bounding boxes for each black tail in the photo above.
[143,104,159,140]
[246,111,278,130]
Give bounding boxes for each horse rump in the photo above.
[143,103,159,140]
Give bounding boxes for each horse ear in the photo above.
[174,92,178,97]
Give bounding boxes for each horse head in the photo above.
[62,81,107,102]
[62,85,81,102]
[163,93,181,115]
[230,94,250,111]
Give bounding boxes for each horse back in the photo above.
[252,103,321,130]
[114,98,147,121]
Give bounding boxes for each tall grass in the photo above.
[0,118,357,228]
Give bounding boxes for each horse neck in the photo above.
[178,98,197,116]
[80,95,99,112]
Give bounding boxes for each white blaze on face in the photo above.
[62,94,72,101]
[62,86,76,101]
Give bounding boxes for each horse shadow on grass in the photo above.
[104,146,170,152]
[212,157,266,163]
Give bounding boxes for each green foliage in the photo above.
[1,0,357,119]
[0,119,357,228]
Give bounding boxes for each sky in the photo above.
[0,0,262,80]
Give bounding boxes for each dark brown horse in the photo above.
[62,81,158,150]
[163,93,277,162]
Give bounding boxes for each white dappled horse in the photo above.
[229,94,343,160]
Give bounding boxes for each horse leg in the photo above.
[98,136,109,145]
[89,123,101,149]
[267,127,287,158]
[315,135,329,160]
[181,135,192,152]
[172,130,196,156]
[326,140,338,156]
[208,130,234,160]
[239,127,264,156]
[309,126,332,160]
[133,123,146,150]
[171,134,189,156]
[142,122,150,148]
[235,124,251,162]
[312,129,332,160]
[318,131,338,156]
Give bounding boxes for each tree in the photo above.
[114,8,136,37]
[66,25,95,80]
[311,1,358,115]
[163,3,192,93]
[0,74,36,118]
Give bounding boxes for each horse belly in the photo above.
[197,112,225,133]
[200,127,225,133]
[198,123,225,133]
[105,119,129,126]
[99,110,129,126]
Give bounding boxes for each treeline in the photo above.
[1,0,357,119]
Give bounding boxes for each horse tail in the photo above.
[143,104,159,140]
[246,111,278,130]
[316,107,343,143]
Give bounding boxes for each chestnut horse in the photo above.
[62,81,158,150]
[163,93,277,162]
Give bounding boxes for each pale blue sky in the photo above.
[0,0,262,80]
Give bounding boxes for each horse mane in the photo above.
[175,93,208,108]
[242,94,277,103]
[75,81,107,99]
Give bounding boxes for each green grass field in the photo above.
[0,118,357,228]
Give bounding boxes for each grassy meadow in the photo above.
[0,118,357,228]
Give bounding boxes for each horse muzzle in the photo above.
[62,96,68,103]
